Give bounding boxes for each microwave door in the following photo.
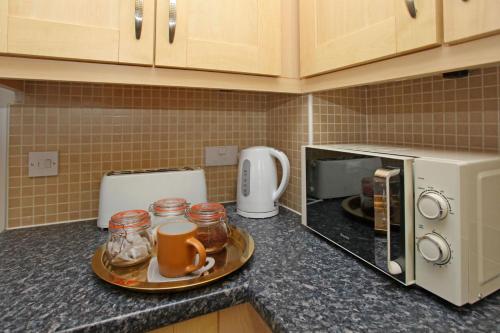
[304,147,411,284]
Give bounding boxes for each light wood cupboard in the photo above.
[155,0,282,76]
[299,0,442,77]
[395,0,442,53]
[218,303,272,333]
[0,2,7,53]
[149,303,272,333]
[0,0,155,65]
[0,0,282,76]
[300,0,397,77]
[444,0,500,44]
[2,0,500,92]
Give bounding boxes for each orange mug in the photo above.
[156,221,207,278]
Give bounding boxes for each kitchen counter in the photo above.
[1,205,499,332]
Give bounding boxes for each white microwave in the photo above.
[302,144,500,306]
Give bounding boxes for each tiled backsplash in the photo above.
[313,87,366,145]
[312,66,500,152]
[366,66,500,151]
[8,81,268,228]
[267,94,308,212]
[6,65,500,228]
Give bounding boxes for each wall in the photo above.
[312,87,366,145]
[265,86,369,213]
[365,66,500,151]
[8,81,268,228]
[266,94,308,213]
[6,65,500,228]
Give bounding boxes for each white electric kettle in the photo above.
[236,146,290,218]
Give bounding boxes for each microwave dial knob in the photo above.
[417,191,449,220]
[417,233,451,265]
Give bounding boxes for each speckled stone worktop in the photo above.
[1,205,499,332]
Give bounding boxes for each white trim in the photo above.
[301,146,307,225]
[0,89,16,233]
[219,200,236,204]
[307,93,313,145]
[7,202,302,230]
[7,216,98,230]
[280,203,301,216]
[0,107,7,233]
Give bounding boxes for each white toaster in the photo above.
[97,168,207,229]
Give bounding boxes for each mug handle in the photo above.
[184,237,207,274]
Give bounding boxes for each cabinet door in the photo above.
[149,312,217,333]
[155,0,281,76]
[396,0,442,53]
[300,0,397,77]
[219,303,272,333]
[1,0,154,64]
[444,0,500,43]
[0,2,7,52]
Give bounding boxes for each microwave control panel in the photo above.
[416,190,450,221]
[414,158,465,306]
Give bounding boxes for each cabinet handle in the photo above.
[169,0,177,43]
[135,0,144,40]
[405,0,417,18]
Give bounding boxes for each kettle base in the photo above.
[236,207,279,219]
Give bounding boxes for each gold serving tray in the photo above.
[91,226,254,292]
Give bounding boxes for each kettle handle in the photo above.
[269,148,290,202]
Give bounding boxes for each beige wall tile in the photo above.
[7,64,500,227]
[266,94,308,213]
[364,65,500,152]
[8,82,268,228]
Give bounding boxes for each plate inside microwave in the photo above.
[341,196,400,228]
[341,196,374,222]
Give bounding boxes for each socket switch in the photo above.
[28,151,58,177]
[204,145,238,166]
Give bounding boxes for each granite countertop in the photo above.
[1,204,499,332]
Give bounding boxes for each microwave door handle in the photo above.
[374,168,403,275]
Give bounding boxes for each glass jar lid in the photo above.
[188,203,226,223]
[109,210,151,230]
[151,198,188,216]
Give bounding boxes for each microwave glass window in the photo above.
[305,148,407,283]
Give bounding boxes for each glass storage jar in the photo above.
[187,203,229,254]
[106,210,153,267]
[149,198,189,227]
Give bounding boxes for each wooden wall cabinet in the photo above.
[2,0,500,92]
[444,0,500,44]
[0,0,282,76]
[155,0,282,76]
[0,0,155,65]
[299,0,442,77]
